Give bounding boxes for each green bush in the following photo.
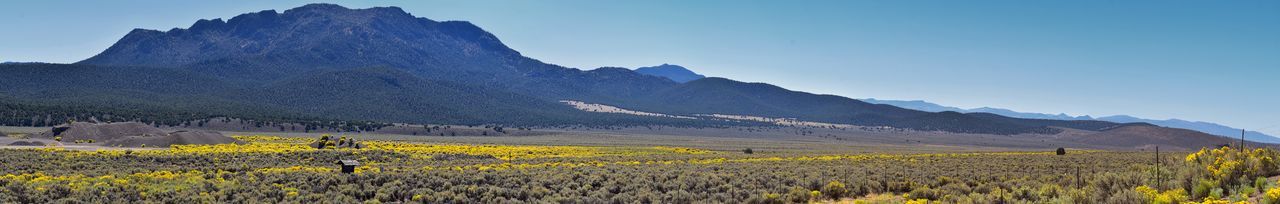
[785,187,810,203]
[1105,189,1146,204]
[1192,179,1216,199]
[821,181,848,199]
[908,186,940,200]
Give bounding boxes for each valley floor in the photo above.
[0,125,1269,203]
[4,124,1083,153]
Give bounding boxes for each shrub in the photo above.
[938,183,972,196]
[1037,184,1061,199]
[904,199,930,204]
[1257,177,1270,191]
[822,181,848,199]
[1066,188,1100,204]
[1136,185,1188,204]
[1056,147,1066,155]
[908,186,941,200]
[1192,179,1216,199]
[747,193,785,204]
[1106,189,1147,204]
[785,187,810,203]
[1266,186,1280,204]
[1207,187,1224,201]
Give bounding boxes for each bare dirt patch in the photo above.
[33,122,240,147]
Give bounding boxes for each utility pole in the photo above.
[1243,128,1247,152]
[1155,146,1160,189]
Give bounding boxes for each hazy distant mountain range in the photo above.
[862,98,1280,143]
[0,4,1253,148]
[860,99,1094,120]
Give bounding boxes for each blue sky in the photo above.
[2,1,1278,135]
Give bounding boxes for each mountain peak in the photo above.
[283,4,412,18]
[288,3,350,12]
[634,64,706,83]
[78,3,518,70]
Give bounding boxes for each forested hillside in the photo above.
[0,4,1167,136]
[0,63,733,127]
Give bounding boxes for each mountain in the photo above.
[0,63,716,127]
[859,98,966,113]
[80,4,527,83]
[1096,115,1280,144]
[614,77,1126,135]
[66,3,1087,134]
[633,64,705,83]
[75,4,684,108]
[252,67,588,124]
[968,107,1094,121]
[1060,123,1243,151]
[861,98,1092,120]
[0,3,1237,142]
[54,4,694,125]
[864,98,1280,143]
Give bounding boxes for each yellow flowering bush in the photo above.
[367,141,603,160]
[1265,185,1280,204]
[1184,146,1280,201]
[904,199,930,204]
[1135,185,1188,204]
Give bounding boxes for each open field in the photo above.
[0,1,1269,203]
[3,126,1279,203]
[4,124,1073,153]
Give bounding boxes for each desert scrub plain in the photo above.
[0,134,1278,203]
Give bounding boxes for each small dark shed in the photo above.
[337,160,360,173]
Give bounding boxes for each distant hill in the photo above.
[1096,115,1279,143]
[864,98,1280,143]
[1060,123,1243,151]
[633,64,705,83]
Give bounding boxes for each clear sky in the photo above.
[2,1,1278,135]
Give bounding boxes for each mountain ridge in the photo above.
[863,98,1280,143]
[0,2,1240,147]
[861,98,1094,120]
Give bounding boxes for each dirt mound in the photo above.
[39,122,168,142]
[8,140,46,146]
[1059,124,1236,151]
[39,122,240,147]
